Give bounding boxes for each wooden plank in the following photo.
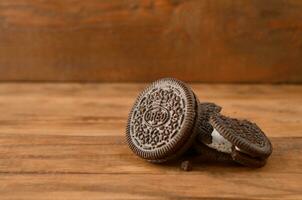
[0,0,302,82]
[0,135,301,175]
[0,83,301,137]
[0,83,301,199]
[0,173,301,200]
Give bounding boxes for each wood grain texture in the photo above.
[0,0,302,83]
[0,83,301,199]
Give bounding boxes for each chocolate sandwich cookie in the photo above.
[126,78,201,163]
[205,114,272,167]
[196,102,222,144]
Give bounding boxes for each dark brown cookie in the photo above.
[231,149,267,168]
[200,102,222,114]
[209,114,273,159]
[197,102,222,144]
[126,78,200,163]
[193,141,233,163]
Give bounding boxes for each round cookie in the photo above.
[126,78,200,163]
[209,115,272,159]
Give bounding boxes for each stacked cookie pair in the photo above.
[126,78,272,168]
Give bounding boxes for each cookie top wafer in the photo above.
[197,102,222,144]
[209,114,272,159]
[200,102,222,114]
[126,78,199,162]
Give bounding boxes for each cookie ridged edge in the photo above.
[125,78,197,162]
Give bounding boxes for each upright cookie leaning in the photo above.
[126,78,201,163]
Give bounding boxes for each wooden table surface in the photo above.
[0,83,301,199]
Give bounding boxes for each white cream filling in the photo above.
[235,146,248,154]
[206,128,233,154]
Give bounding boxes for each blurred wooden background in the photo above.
[0,0,301,83]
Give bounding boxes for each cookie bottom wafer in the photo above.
[193,141,233,163]
[231,149,267,168]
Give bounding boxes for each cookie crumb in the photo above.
[180,160,192,171]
